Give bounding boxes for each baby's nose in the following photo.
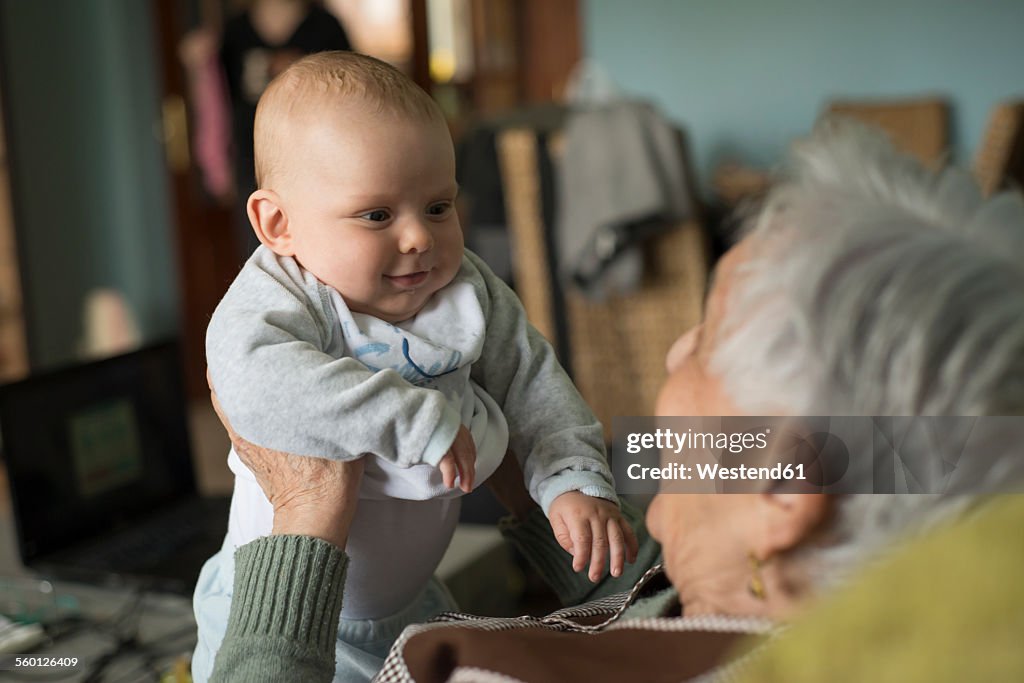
[398,219,434,253]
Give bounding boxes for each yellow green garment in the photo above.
[738,495,1024,682]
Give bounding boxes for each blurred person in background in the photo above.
[180,0,350,261]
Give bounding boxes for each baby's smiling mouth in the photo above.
[385,270,430,289]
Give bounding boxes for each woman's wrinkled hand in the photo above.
[208,372,363,549]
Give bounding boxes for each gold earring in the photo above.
[748,552,767,601]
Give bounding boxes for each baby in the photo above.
[192,52,636,682]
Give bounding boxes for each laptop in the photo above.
[0,340,229,594]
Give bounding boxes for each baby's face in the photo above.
[278,105,462,323]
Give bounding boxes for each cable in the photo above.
[7,581,194,683]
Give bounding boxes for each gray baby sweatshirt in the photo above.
[207,246,617,514]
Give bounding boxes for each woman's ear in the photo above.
[754,493,830,558]
[248,189,294,256]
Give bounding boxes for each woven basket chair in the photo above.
[496,128,711,440]
[974,100,1024,197]
[825,97,950,167]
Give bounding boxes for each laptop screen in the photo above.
[0,341,196,563]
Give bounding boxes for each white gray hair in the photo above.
[716,120,1024,416]
[712,119,1024,586]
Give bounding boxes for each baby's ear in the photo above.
[247,189,294,256]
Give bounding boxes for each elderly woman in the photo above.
[205,122,1024,682]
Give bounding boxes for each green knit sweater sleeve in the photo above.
[499,499,662,606]
[209,535,348,683]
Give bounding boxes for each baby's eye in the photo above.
[360,209,391,222]
[427,202,452,217]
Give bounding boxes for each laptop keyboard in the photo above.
[73,502,217,572]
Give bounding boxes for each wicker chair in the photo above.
[974,100,1024,197]
[825,97,950,167]
[496,128,711,439]
[713,98,951,212]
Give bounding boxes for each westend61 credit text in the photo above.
[612,416,1024,495]
[627,461,806,481]
[623,426,805,482]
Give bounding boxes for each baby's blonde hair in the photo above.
[253,51,444,188]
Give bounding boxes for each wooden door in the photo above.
[0,93,29,383]
[151,0,241,400]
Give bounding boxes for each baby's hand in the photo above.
[438,425,476,493]
[548,492,640,582]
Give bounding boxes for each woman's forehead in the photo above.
[705,238,756,326]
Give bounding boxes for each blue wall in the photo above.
[584,0,1024,191]
[1,0,179,369]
